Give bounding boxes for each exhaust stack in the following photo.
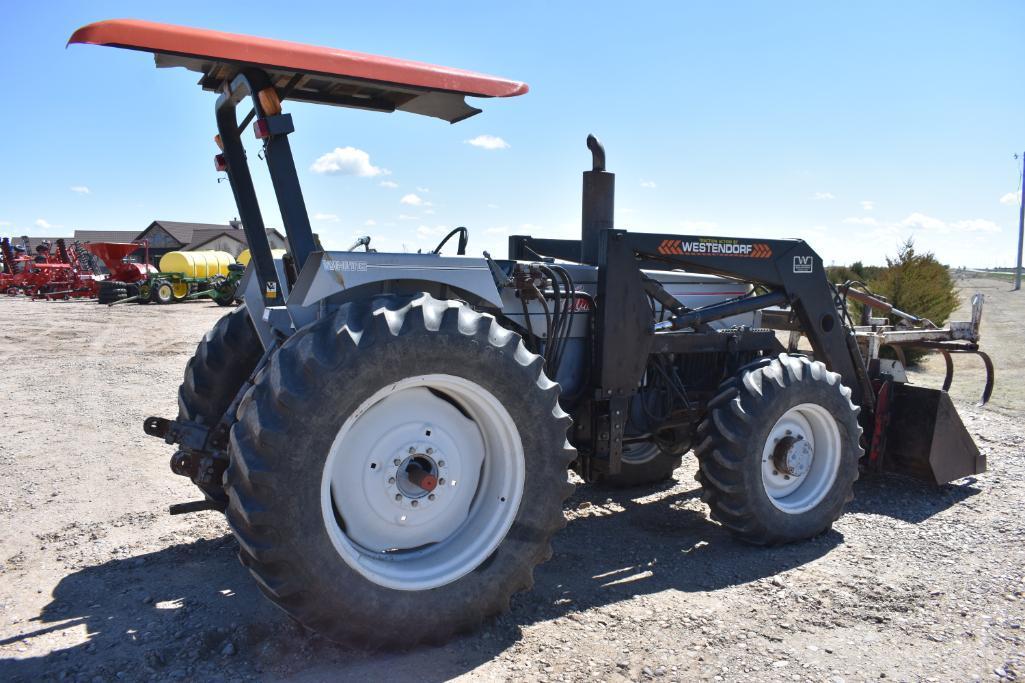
[581,134,614,265]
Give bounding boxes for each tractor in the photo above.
[71,19,992,648]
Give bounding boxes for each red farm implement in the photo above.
[82,241,159,304]
[83,241,242,306]
[0,237,99,300]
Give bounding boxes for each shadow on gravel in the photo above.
[0,534,282,682]
[848,472,981,523]
[524,482,842,617]
[4,473,960,681]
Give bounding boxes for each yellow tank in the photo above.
[237,248,288,267]
[158,250,235,279]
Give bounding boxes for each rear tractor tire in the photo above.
[225,294,576,647]
[177,305,264,501]
[694,354,861,545]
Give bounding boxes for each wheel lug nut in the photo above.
[438,478,445,485]
[394,494,402,501]
[438,460,446,467]
[408,447,416,454]
[393,458,401,466]
[426,447,433,455]
[411,500,419,508]
[772,470,778,476]
[428,494,436,501]
[388,477,395,484]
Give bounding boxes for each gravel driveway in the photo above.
[1,277,1022,682]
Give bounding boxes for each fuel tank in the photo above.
[237,248,288,267]
[158,250,234,279]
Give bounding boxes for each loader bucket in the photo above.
[882,384,985,485]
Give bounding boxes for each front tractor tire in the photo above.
[225,294,576,648]
[695,354,862,545]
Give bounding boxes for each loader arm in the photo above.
[512,227,873,477]
[597,230,872,408]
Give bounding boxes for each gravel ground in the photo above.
[0,277,1022,682]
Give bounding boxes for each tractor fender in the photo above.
[284,251,503,329]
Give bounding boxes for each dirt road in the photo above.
[1,278,1022,682]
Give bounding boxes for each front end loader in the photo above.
[72,19,990,648]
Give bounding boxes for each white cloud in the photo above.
[860,200,875,210]
[486,203,499,209]
[416,187,430,193]
[842,217,879,226]
[34,218,62,229]
[465,135,510,150]
[640,180,657,189]
[679,220,719,232]
[898,212,947,231]
[364,219,377,227]
[310,147,389,177]
[0,220,11,227]
[950,218,1000,233]
[312,212,340,222]
[417,224,449,238]
[398,214,417,221]
[400,193,424,206]
[485,226,509,234]
[423,208,435,215]
[379,180,399,188]
[812,192,835,200]
[70,185,91,195]
[1000,191,1022,206]
[898,212,999,234]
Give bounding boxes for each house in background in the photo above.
[75,230,139,244]
[133,220,288,260]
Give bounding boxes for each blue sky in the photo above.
[1,1,1022,266]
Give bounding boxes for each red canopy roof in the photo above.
[69,19,528,122]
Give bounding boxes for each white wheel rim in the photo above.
[321,374,524,591]
[760,402,841,514]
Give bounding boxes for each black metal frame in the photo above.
[509,137,873,477]
[215,69,319,307]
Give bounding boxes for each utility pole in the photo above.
[1016,152,1024,291]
